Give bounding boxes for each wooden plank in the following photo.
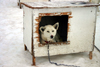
[23,6,33,53]
[21,1,100,9]
[33,7,96,57]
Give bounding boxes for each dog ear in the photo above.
[40,26,45,32]
[53,22,59,30]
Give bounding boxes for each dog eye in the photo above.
[52,30,54,32]
[47,31,49,33]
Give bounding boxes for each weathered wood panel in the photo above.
[32,7,96,57]
[22,1,98,57]
[21,1,100,9]
[23,5,33,53]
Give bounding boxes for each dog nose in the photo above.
[50,35,53,38]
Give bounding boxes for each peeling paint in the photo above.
[69,16,73,18]
[21,2,100,9]
[38,41,70,47]
[39,12,72,16]
[35,12,72,47]
[35,23,40,43]
[68,23,71,32]
[89,51,92,59]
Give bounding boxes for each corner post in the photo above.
[32,56,36,66]
[31,12,36,66]
[89,51,92,59]
[24,44,27,51]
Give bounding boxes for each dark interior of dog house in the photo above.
[39,15,69,43]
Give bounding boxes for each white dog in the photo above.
[40,22,60,44]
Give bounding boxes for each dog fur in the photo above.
[40,22,60,44]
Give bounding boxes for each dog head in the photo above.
[40,22,59,41]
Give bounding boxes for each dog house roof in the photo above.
[21,1,100,9]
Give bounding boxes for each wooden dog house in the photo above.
[22,1,100,65]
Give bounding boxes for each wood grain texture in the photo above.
[21,1,100,9]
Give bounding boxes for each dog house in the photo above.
[22,1,100,65]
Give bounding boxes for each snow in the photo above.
[0,0,18,8]
[0,0,100,67]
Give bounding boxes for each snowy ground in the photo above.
[0,0,100,67]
